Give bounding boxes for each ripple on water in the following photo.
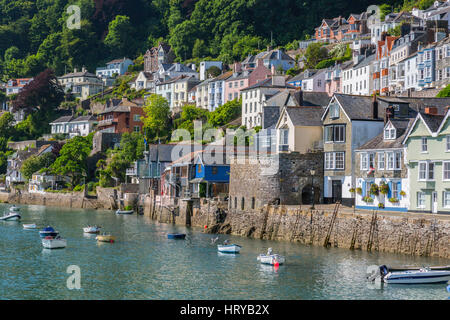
[0,204,448,300]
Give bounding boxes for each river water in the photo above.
[0,204,448,300]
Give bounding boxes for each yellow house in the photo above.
[275,106,324,153]
[172,76,200,112]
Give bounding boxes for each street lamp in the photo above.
[310,169,316,209]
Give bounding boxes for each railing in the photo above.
[98,119,116,127]
[126,168,137,176]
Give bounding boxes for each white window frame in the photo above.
[418,161,435,181]
[325,152,345,170]
[378,153,385,170]
[443,191,450,208]
[360,153,368,170]
[421,137,428,153]
[446,135,450,152]
[443,161,450,181]
[417,192,426,209]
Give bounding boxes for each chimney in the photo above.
[191,63,196,71]
[74,68,78,73]
[271,64,276,75]
[234,62,242,73]
[425,106,438,115]
[296,88,304,106]
[256,59,263,68]
[271,75,286,86]
[372,94,378,119]
[385,105,394,124]
[82,66,86,73]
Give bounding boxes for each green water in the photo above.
[0,204,448,300]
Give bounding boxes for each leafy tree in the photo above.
[0,112,15,138]
[20,152,56,181]
[206,66,221,78]
[208,98,241,128]
[51,136,92,188]
[437,84,450,97]
[142,94,171,141]
[104,15,136,57]
[305,43,328,69]
[192,39,208,59]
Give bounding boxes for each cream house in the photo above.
[58,68,103,100]
[275,106,324,153]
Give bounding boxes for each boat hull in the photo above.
[23,224,37,229]
[116,210,133,215]
[257,254,285,265]
[217,244,241,253]
[83,227,100,234]
[384,271,450,284]
[0,214,21,221]
[96,235,115,242]
[168,233,186,240]
[42,238,67,249]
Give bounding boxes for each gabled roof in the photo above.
[241,77,295,91]
[59,71,97,79]
[107,57,131,64]
[50,115,73,124]
[357,119,413,151]
[282,106,324,127]
[322,94,384,121]
[148,144,177,163]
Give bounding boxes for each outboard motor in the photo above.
[379,265,389,277]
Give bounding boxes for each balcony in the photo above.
[126,167,137,176]
[97,119,117,127]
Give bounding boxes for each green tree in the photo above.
[208,98,241,128]
[51,136,92,188]
[20,152,56,181]
[104,15,136,58]
[192,39,208,59]
[142,94,171,141]
[305,43,328,69]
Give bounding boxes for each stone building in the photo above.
[229,152,323,211]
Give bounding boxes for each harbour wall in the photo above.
[145,196,450,259]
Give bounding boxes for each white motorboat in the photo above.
[0,206,21,221]
[42,236,67,249]
[217,241,241,254]
[116,209,133,215]
[257,248,286,265]
[23,224,37,229]
[83,225,101,234]
[379,265,450,284]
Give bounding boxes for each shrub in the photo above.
[73,184,84,192]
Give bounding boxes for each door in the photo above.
[432,191,438,214]
[332,180,342,203]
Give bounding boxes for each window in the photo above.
[421,137,428,152]
[324,125,345,142]
[387,152,394,170]
[446,136,450,151]
[394,152,402,170]
[133,126,140,132]
[419,161,434,180]
[330,103,339,118]
[417,192,425,208]
[325,152,344,170]
[361,153,368,170]
[378,153,385,170]
[369,153,375,169]
[133,114,140,122]
[391,181,399,199]
[444,162,450,180]
[444,192,450,208]
[280,129,289,145]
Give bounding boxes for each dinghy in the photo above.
[42,236,67,249]
[167,233,186,239]
[23,224,37,229]
[257,248,286,265]
[96,234,115,243]
[217,240,241,253]
[83,226,101,234]
[116,209,134,215]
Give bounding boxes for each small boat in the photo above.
[379,265,450,284]
[23,224,37,229]
[167,233,186,240]
[257,248,286,265]
[42,236,67,249]
[39,226,60,239]
[116,209,134,215]
[0,206,21,221]
[387,265,450,272]
[96,234,115,243]
[217,240,241,253]
[83,225,101,234]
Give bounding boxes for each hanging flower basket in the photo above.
[349,188,355,193]
[356,187,362,195]
[399,190,406,197]
[363,196,374,203]
[379,183,389,195]
[369,183,379,196]
[378,203,385,209]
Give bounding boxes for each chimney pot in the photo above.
[425,106,438,115]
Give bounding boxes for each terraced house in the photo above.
[321,94,385,206]
[403,107,450,213]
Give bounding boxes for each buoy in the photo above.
[204,225,207,229]
[110,239,114,243]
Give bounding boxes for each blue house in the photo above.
[190,153,230,198]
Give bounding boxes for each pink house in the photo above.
[224,60,271,103]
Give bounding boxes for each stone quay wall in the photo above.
[144,195,450,259]
[0,191,101,209]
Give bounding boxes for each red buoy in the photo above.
[204,225,208,229]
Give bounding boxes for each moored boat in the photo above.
[83,225,101,234]
[167,233,186,240]
[42,236,67,249]
[0,206,21,221]
[379,265,450,284]
[96,234,115,243]
[217,240,241,253]
[39,226,59,238]
[116,209,134,215]
[257,248,285,265]
[23,224,37,229]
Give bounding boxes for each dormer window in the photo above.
[384,123,396,140]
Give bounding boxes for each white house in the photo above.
[28,171,70,193]
[131,71,154,92]
[50,115,97,137]
[96,58,134,78]
[199,61,223,81]
[301,69,327,92]
[342,54,374,95]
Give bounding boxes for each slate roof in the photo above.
[420,112,445,133]
[353,54,375,69]
[285,106,324,126]
[332,94,385,121]
[50,115,73,124]
[242,77,295,91]
[357,119,413,151]
[148,144,178,163]
[262,106,280,129]
[59,71,97,79]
